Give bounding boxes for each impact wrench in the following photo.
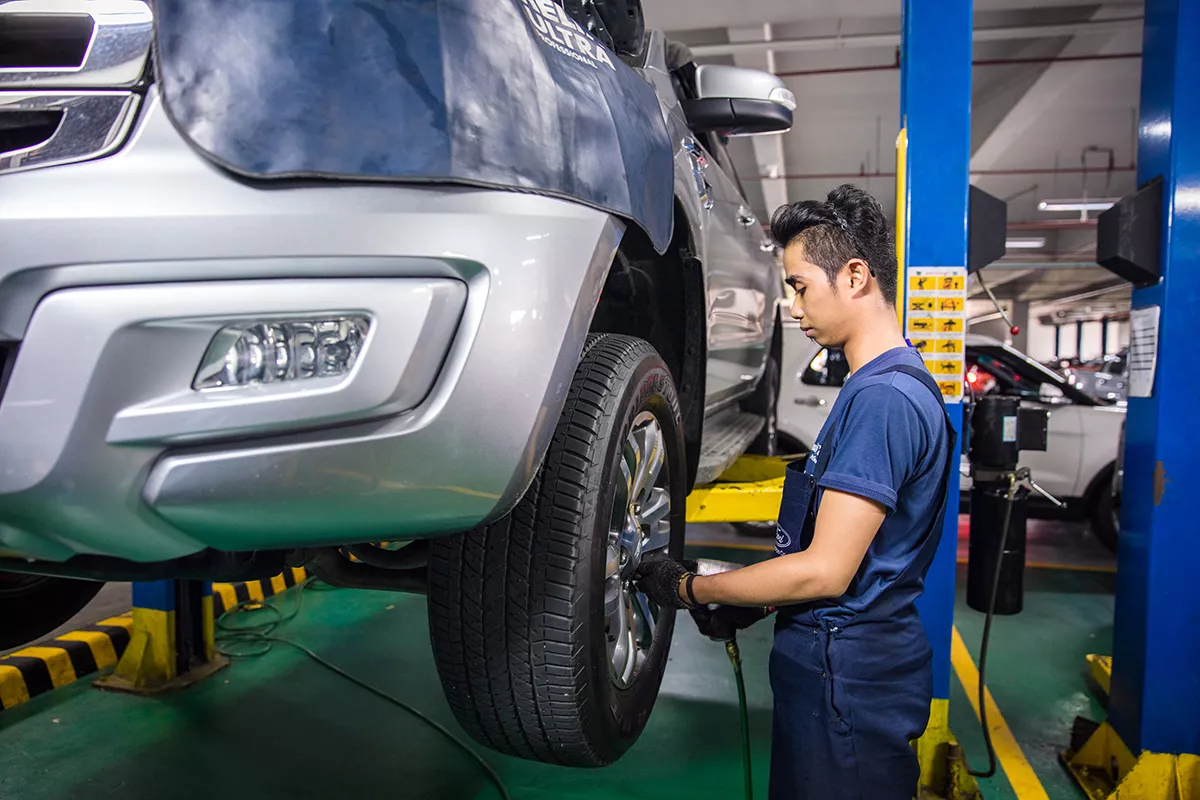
[693,559,756,800]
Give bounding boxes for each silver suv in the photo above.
[0,0,787,764]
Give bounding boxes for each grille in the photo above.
[0,1,152,175]
[0,13,95,70]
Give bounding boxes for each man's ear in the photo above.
[845,259,871,293]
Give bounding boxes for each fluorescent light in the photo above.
[1005,237,1046,249]
[1038,198,1119,212]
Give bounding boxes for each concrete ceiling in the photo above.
[646,0,1145,311]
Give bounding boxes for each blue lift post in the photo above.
[897,0,973,792]
[1109,0,1200,764]
[1062,0,1200,793]
[94,579,227,694]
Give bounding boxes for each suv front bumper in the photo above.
[0,90,622,563]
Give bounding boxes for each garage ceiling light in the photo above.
[1037,198,1119,212]
[1005,237,1046,249]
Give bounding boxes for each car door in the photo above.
[777,334,845,450]
[693,133,776,409]
[965,347,1083,500]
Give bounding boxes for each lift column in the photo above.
[897,0,971,787]
[94,579,227,694]
[1109,0,1200,759]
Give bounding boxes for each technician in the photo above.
[636,184,956,800]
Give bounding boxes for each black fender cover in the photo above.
[152,0,675,252]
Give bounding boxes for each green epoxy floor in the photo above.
[0,545,1114,799]
[950,564,1114,800]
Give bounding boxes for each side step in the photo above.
[694,407,765,486]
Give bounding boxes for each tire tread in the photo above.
[428,334,678,766]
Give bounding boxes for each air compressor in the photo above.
[960,394,1062,777]
[965,394,1061,614]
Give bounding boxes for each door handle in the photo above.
[794,396,827,407]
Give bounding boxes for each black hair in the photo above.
[769,184,898,306]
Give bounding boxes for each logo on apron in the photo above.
[775,525,792,553]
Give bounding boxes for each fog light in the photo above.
[193,316,370,390]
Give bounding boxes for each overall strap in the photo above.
[811,362,956,481]
[887,364,949,412]
[887,363,958,476]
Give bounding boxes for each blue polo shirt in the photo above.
[803,345,951,623]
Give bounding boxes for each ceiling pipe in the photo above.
[742,168,1133,182]
[773,51,1141,79]
[689,17,1142,57]
[1006,220,1098,229]
[1035,282,1131,307]
[994,261,1100,268]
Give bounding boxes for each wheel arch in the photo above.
[1082,459,1118,510]
[591,197,707,490]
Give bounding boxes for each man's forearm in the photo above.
[688,551,847,607]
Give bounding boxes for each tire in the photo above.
[1090,464,1119,554]
[428,334,686,767]
[0,575,104,650]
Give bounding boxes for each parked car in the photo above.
[1065,350,1129,403]
[0,0,788,765]
[779,326,1125,551]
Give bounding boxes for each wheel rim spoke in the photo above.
[642,487,672,554]
[609,583,631,682]
[604,545,621,618]
[619,454,634,512]
[632,421,662,506]
[633,589,657,648]
[621,592,638,685]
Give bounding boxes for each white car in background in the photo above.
[778,324,1126,551]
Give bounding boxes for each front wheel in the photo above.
[428,334,686,766]
[0,575,104,650]
[1091,464,1119,554]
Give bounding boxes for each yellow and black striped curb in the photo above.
[212,567,308,617]
[0,568,310,712]
[1,613,133,711]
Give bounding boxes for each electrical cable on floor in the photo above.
[725,640,754,800]
[214,580,513,800]
[966,472,1018,779]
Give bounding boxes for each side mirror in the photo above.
[682,65,795,136]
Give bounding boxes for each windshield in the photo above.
[968,344,1105,405]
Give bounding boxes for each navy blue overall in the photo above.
[769,347,956,800]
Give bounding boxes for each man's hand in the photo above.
[689,604,772,642]
[634,558,697,609]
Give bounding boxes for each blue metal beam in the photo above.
[901,0,971,704]
[1109,0,1200,756]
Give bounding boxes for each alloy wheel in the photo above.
[605,411,672,689]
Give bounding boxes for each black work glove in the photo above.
[689,604,773,642]
[634,558,698,610]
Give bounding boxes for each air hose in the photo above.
[966,472,1018,779]
[215,580,513,800]
[725,639,754,800]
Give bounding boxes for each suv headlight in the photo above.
[193,316,370,390]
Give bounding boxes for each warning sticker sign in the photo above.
[905,267,967,402]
